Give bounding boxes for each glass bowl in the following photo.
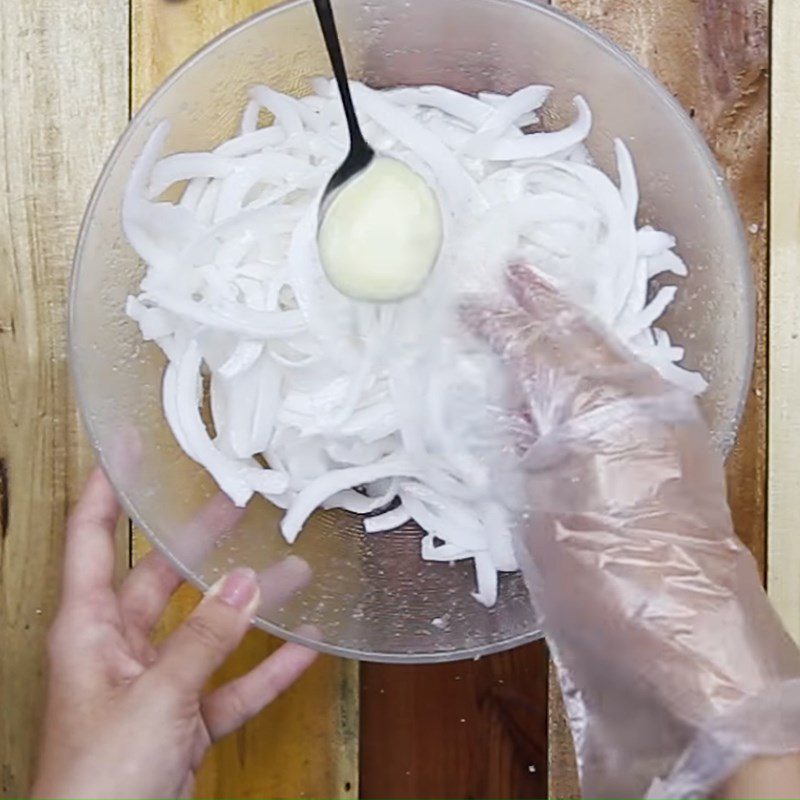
[70,0,754,663]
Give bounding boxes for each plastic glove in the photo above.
[464,263,800,799]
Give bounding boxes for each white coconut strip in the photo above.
[462,84,551,156]
[389,85,494,127]
[172,341,287,505]
[281,457,416,543]
[140,288,306,339]
[364,505,412,533]
[217,340,263,379]
[614,138,638,221]
[323,479,398,514]
[637,227,677,257]
[350,81,484,214]
[249,85,304,137]
[149,153,235,198]
[420,533,471,562]
[647,248,689,278]
[216,125,286,157]
[471,551,499,607]
[618,285,678,339]
[480,96,591,161]
[123,81,702,610]
[240,99,260,134]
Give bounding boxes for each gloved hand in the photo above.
[464,264,800,798]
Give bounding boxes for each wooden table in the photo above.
[2,0,793,797]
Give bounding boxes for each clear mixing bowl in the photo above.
[70,0,754,663]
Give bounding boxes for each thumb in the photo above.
[154,568,260,695]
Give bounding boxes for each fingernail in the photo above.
[213,567,258,611]
[294,623,322,642]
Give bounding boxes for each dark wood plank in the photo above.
[553,0,768,568]
[362,0,769,796]
[360,0,556,788]
[547,0,769,794]
[360,642,549,799]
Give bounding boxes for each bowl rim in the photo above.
[70,0,755,664]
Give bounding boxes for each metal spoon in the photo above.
[312,0,374,206]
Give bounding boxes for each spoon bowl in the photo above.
[317,154,443,301]
[312,0,442,301]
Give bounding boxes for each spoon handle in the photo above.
[312,0,369,152]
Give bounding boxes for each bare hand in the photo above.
[32,468,317,799]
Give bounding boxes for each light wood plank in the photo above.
[548,0,769,794]
[132,0,272,110]
[0,0,129,795]
[130,3,358,797]
[769,0,800,643]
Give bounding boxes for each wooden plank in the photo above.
[132,541,359,800]
[130,2,358,798]
[769,0,800,643]
[546,674,578,800]
[360,643,549,799]
[359,0,559,791]
[555,0,769,565]
[131,0,270,110]
[0,0,129,796]
[548,0,769,794]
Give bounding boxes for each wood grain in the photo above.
[769,0,800,643]
[0,0,129,796]
[555,0,768,565]
[360,642,549,799]
[131,0,268,111]
[546,673,578,800]
[130,2,358,798]
[547,0,769,794]
[0,1,775,798]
